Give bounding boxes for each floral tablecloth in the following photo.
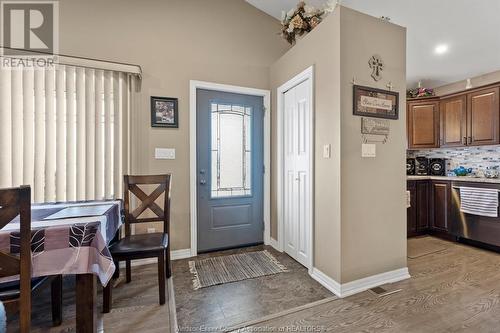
[0,201,122,287]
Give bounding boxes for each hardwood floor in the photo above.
[18,236,500,332]
[173,245,333,331]
[234,237,500,333]
[8,264,174,333]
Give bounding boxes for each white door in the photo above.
[283,79,311,267]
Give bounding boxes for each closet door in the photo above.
[283,79,311,267]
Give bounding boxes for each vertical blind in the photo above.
[0,64,134,203]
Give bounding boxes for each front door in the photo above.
[197,89,264,252]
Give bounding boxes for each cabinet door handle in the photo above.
[463,136,467,145]
[468,136,472,144]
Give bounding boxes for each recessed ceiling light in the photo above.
[434,44,449,55]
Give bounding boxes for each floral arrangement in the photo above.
[281,2,329,45]
[406,87,435,99]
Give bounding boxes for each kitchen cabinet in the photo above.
[430,181,450,232]
[407,181,417,236]
[416,181,430,230]
[407,84,500,148]
[468,87,500,146]
[407,99,440,149]
[440,95,467,147]
[407,180,429,237]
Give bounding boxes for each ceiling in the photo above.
[246,0,500,88]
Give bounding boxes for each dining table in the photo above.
[0,200,122,333]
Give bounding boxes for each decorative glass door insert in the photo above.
[210,102,252,198]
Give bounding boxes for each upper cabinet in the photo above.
[440,95,467,147]
[407,85,500,149]
[407,99,440,149]
[468,87,499,146]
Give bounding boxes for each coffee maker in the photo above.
[415,157,429,175]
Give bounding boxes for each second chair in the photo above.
[103,174,172,313]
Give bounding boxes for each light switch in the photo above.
[361,144,376,158]
[155,148,175,160]
[323,144,331,158]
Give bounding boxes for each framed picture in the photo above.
[353,85,399,120]
[151,96,178,128]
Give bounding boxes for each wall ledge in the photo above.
[310,267,410,298]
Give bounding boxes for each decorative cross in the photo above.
[369,54,384,81]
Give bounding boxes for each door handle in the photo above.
[463,136,467,145]
[200,179,207,185]
[468,136,472,144]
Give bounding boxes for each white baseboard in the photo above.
[268,237,282,252]
[310,267,410,298]
[118,248,192,268]
[310,268,342,297]
[171,248,192,260]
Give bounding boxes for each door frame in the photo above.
[276,66,314,272]
[189,80,271,256]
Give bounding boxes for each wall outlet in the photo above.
[155,148,175,159]
[147,227,156,233]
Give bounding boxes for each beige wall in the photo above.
[270,6,407,283]
[270,10,342,280]
[339,7,407,283]
[58,0,289,250]
[435,69,500,96]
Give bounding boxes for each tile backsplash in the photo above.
[407,146,500,173]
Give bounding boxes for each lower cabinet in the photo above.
[407,179,451,238]
[416,181,430,231]
[430,181,451,233]
[407,181,417,236]
[407,180,429,237]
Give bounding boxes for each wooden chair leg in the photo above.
[103,283,112,314]
[126,260,131,283]
[112,260,120,279]
[51,275,63,326]
[166,246,172,278]
[158,251,166,305]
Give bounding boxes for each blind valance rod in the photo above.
[0,47,142,77]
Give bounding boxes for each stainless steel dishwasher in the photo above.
[450,181,500,247]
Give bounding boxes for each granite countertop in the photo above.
[407,175,500,184]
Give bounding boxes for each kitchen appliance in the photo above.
[406,158,415,175]
[415,157,429,175]
[451,183,500,247]
[429,158,446,176]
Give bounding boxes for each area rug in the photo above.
[408,236,447,259]
[189,250,287,290]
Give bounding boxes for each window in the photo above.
[0,64,135,203]
[210,102,252,198]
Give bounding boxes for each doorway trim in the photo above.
[276,66,314,272]
[189,80,271,256]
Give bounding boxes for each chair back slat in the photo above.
[0,186,32,332]
[123,175,171,236]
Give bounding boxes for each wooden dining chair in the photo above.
[0,186,63,332]
[103,174,172,313]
